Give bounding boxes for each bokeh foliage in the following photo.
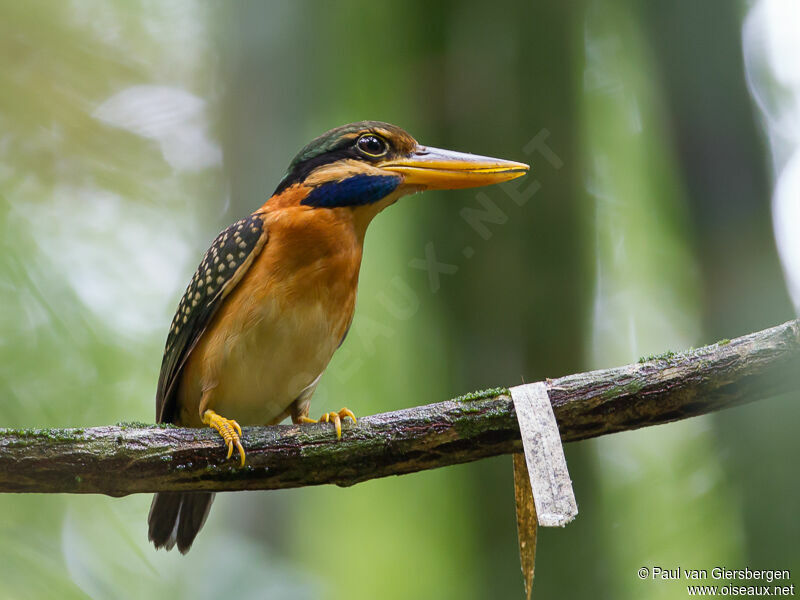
[0,1,796,599]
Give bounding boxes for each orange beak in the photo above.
[380,145,529,190]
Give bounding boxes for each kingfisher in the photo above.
[147,121,528,553]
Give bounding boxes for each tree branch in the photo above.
[1,320,798,497]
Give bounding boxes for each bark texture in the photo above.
[1,319,797,496]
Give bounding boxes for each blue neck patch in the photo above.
[301,174,401,208]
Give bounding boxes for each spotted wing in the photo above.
[155,213,269,423]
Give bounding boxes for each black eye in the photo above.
[356,134,388,157]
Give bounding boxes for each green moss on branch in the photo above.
[0,319,797,496]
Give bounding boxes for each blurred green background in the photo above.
[1,1,798,598]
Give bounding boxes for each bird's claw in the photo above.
[298,407,357,439]
[202,409,245,467]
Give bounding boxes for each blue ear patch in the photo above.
[301,174,401,208]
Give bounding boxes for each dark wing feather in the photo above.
[155,213,269,423]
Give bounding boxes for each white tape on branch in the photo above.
[510,382,578,527]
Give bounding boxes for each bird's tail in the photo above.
[148,491,215,554]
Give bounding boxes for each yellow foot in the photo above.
[298,408,357,440]
[202,409,245,467]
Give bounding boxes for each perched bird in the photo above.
[148,121,528,552]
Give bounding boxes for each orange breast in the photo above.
[176,206,363,427]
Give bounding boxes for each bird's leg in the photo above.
[296,408,357,440]
[201,409,245,467]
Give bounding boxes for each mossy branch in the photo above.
[1,319,798,497]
